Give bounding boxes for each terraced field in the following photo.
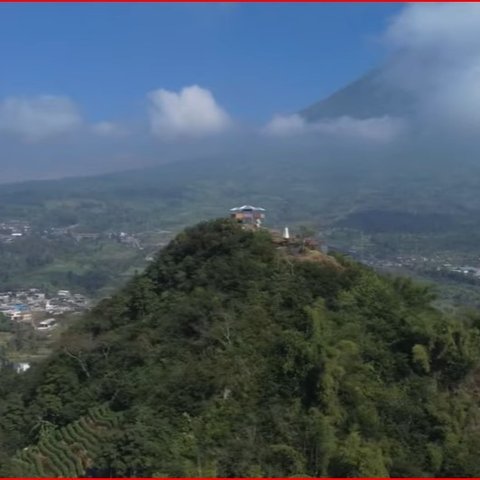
[11,404,119,477]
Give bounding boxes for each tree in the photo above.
[0,313,12,333]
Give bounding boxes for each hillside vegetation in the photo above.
[1,219,480,477]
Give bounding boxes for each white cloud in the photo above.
[0,95,82,141]
[383,4,480,129]
[385,4,480,54]
[264,113,404,143]
[315,116,404,142]
[148,85,232,139]
[91,121,128,137]
[262,114,307,136]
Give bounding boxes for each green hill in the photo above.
[1,219,480,476]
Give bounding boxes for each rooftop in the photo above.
[230,205,266,212]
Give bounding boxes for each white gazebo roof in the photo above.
[230,205,266,212]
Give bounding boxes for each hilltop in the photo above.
[1,219,480,476]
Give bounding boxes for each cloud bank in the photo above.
[264,113,405,143]
[382,3,480,130]
[0,95,82,142]
[0,96,126,142]
[148,85,232,139]
[91,121,128,137]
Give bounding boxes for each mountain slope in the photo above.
[11,405,118,477]
[299,67,415,121]
[1,141,479,231]
[2,219,480,477]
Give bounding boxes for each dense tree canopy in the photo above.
[1,219,480,477]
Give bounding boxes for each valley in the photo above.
[1,155,480,310]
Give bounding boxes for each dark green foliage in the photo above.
[8,405,117,477]
[0,313,12,333]
[2,219,480,477]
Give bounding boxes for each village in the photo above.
[46,225,145,249]
[0,220,31,244]
[0,217,167,253]
[362,254,480,277]
[0,288,91,326]
[0,288,92,374]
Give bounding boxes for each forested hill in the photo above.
[2,219,480,477]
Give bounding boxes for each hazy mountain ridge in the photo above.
[300,67,416,121]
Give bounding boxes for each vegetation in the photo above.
[2,151,480,305]
[0,234,148,298]
[0,219,480,476]
[0,314,12,333]
[9,405,118,477]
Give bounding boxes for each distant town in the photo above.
[0,220,31,244]
[0,288,91,326]
[0,218,173,252]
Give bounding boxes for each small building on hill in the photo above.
[230,205,266,228]
[13,362,30,374]
[37,318,57,331]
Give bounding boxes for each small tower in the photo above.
[283,227,290,240]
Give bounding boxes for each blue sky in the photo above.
[0,3,401,124]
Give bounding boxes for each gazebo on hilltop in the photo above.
[230,205,266,228]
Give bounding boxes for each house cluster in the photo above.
[339,246,480,284]
[44,227,144,250]
[74,231,143,249]
[0,288,90,322]
[108,230,172,250]
[0,221,31,244]
[46,225,77,237]
[442,264,480,277]
[116,232,141,249]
